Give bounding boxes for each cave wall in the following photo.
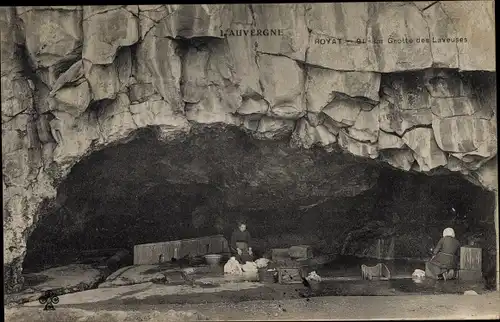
[22,126,381,271]
[1,3,497,292]
[342,170,497,261]
[24,150,495,274]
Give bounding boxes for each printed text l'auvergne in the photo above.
[220,29,284,37]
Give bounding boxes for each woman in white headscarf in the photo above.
[425,227,460,280]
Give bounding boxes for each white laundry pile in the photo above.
[224,257,268,276]
[306,271,322,283]
[224,257,243,275]
[412,269,426,283]
[255,258,270,268]
[241,261,258,273]
[183,267,195,275]
[463,290,478,295]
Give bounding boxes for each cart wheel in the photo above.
[38,297,47,305]
[51,296,59,304]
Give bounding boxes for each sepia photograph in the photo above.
[2,2,498,321]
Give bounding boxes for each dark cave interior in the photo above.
[23,125,496,284]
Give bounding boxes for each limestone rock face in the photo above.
[348,105,380,143]
[305,3,433,72]
[83,6,139,65]
[258,54,305,119]
[306,67,380,113]
[403,127,448,172]
[155,5,228,39]
[17,7,83,69]
[238,98,268,115]
[251,4,309,61]
[135,34,183,112]
[304,2,495,72]
[436,1,495,71]
[254,117,295,140]
[380,149,415,171]
[378,131,405,150]
[1,3,497,293]
[338,130,379,159]
[291,118,337,149]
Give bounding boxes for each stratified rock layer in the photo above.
[1,3,497,293]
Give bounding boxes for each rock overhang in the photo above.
[1,2,497,292]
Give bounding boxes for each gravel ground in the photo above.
[6,292,499,321]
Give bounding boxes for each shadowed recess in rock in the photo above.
[2,4,496,294]
[23,125,496,287]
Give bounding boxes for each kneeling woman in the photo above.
[230,221,254,264]
[426,227,460,280]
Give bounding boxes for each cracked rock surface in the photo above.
[1,3,496,293]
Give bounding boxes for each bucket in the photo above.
[308,279,323,292]
[204,254,222,266]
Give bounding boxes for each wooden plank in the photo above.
[273,258,302,268]
[460,247,482,271]
[288,245,313,259]
[80,248,124,257]
[134,235,230,265]
[296,255,335,267]
[271,248,290,261]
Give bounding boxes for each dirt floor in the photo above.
[5,292,500,321]
[43,278,493,308]
[7,255,499,320]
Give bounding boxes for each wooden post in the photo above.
[133,235,229,265]
[460,247,482,270]
[459,246,483,282]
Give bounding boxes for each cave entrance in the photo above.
[24,125,497,294]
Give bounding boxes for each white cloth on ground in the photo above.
[412,269,426,278]
[241,261,258,273]
[306,271,322,282]
[412,268,426,283]
[464,290,478,295]
[255,258,270,269]
[224,257,243,275]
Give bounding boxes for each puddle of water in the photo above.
[304,277,486,297]
[317,255,425,278]
[198,283,221,288]
[301,256,484,297]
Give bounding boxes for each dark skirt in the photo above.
[426,252,458,279]
[234,242,253,264]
